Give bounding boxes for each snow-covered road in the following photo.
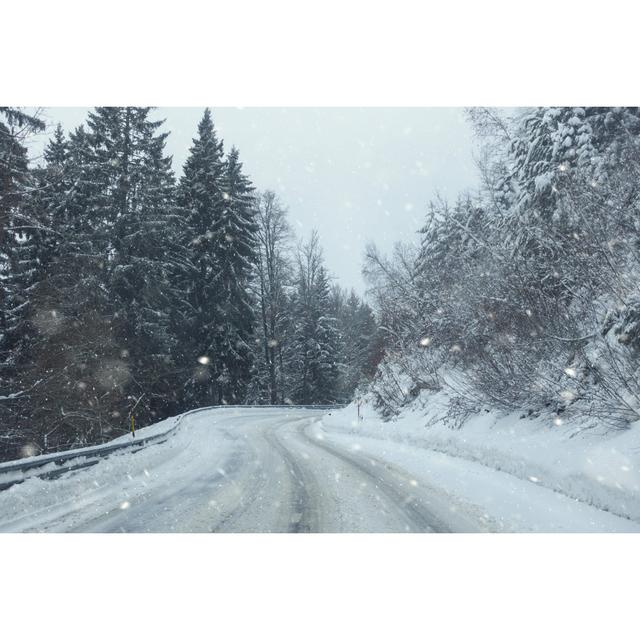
[1,407,639,532]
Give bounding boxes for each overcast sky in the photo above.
[32,108,479,294]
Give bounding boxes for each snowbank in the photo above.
[325,393,640,523]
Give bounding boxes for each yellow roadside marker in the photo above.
[131,415,135,438]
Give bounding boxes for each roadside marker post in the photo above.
[131,415,135,438]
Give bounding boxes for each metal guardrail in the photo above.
[0,404,345,491]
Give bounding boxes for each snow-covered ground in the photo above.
[327,393,640,528]
[0,404,638,532]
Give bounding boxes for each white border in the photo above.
[2,534,638,639]
[2,2,639,638]
[4,1,640,105]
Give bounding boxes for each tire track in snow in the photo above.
[261,417,321,533]
[297,422,464,532]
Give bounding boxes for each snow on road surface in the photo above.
[1,407,638,533]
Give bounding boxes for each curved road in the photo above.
[0,408,483,533]
[3,407,637,532]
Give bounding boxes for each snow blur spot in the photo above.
[32,308,65,336]
[314,431,324,441]
[95,360,130,391]
[120,501,130,510]
[351,443,362,451]
[194,366,210,381]
[197,356,210,365]
[553,417,563,426]
[409,479,418,487]
[20,443,38,458]
[583,448,639,490]
[143,469,150,477]
[564,367,577,378]
[334,472,341,483]
[528,476,540,483]
[419,336,431,347]
[217,468,226,476]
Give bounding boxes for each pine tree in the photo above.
[15,108,183,452]
[177,112,259,406]
[0,109,46,364]
[85,107,182,423]
[213,146,259,403]
[175,108,227,406]
[0,108,45,457]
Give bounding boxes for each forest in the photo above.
[0,107,381,461]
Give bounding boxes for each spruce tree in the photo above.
[85,107,181,423]
[175,108,227,406]
[17,108,183,452]
[214,146,258,403]
[0,108,45,457]
[177,113,259,406]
